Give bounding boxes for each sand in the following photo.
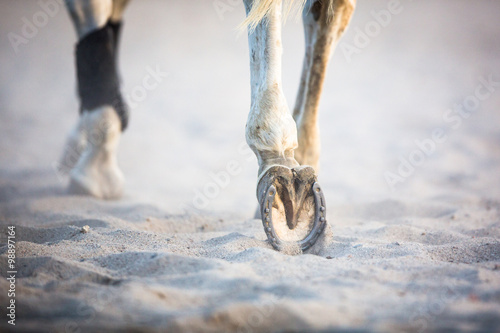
[1,0,500,332]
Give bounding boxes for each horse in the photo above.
[59,0,356,251]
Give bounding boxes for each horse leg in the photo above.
[243,0,326,251]
[109,0,130,60]
[60,0,130,199]
[293,0,356,171]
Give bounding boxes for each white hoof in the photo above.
[67,106,124,200]
[59,114,88,174]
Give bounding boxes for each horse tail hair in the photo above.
[240,0,341,32]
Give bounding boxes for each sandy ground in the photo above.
[1,0,500,332]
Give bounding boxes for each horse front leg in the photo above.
[293,0,356,171]
[243,0,328,251]
[59,0,130,199]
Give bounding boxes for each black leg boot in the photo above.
[76,23,128,131]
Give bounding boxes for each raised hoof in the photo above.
[257,165,327,252]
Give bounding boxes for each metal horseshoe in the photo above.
[260,182,327,251]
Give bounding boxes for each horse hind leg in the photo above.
[59,0,130,199]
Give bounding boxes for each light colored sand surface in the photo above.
[1,0,500,332]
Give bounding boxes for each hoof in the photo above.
[69,160,124,199]
[66,106,124,200]
[257,165,327,251]
[59,115,88,174]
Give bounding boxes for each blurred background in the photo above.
[1,0,499,216]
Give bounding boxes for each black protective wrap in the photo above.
[107,20,122,62]
[76,22,128,131]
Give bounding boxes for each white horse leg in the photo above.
[243,0,299,176]
[293,0,355,171]
[60,0,129,199]
[243,0,324,251]
[65,0,112,38]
